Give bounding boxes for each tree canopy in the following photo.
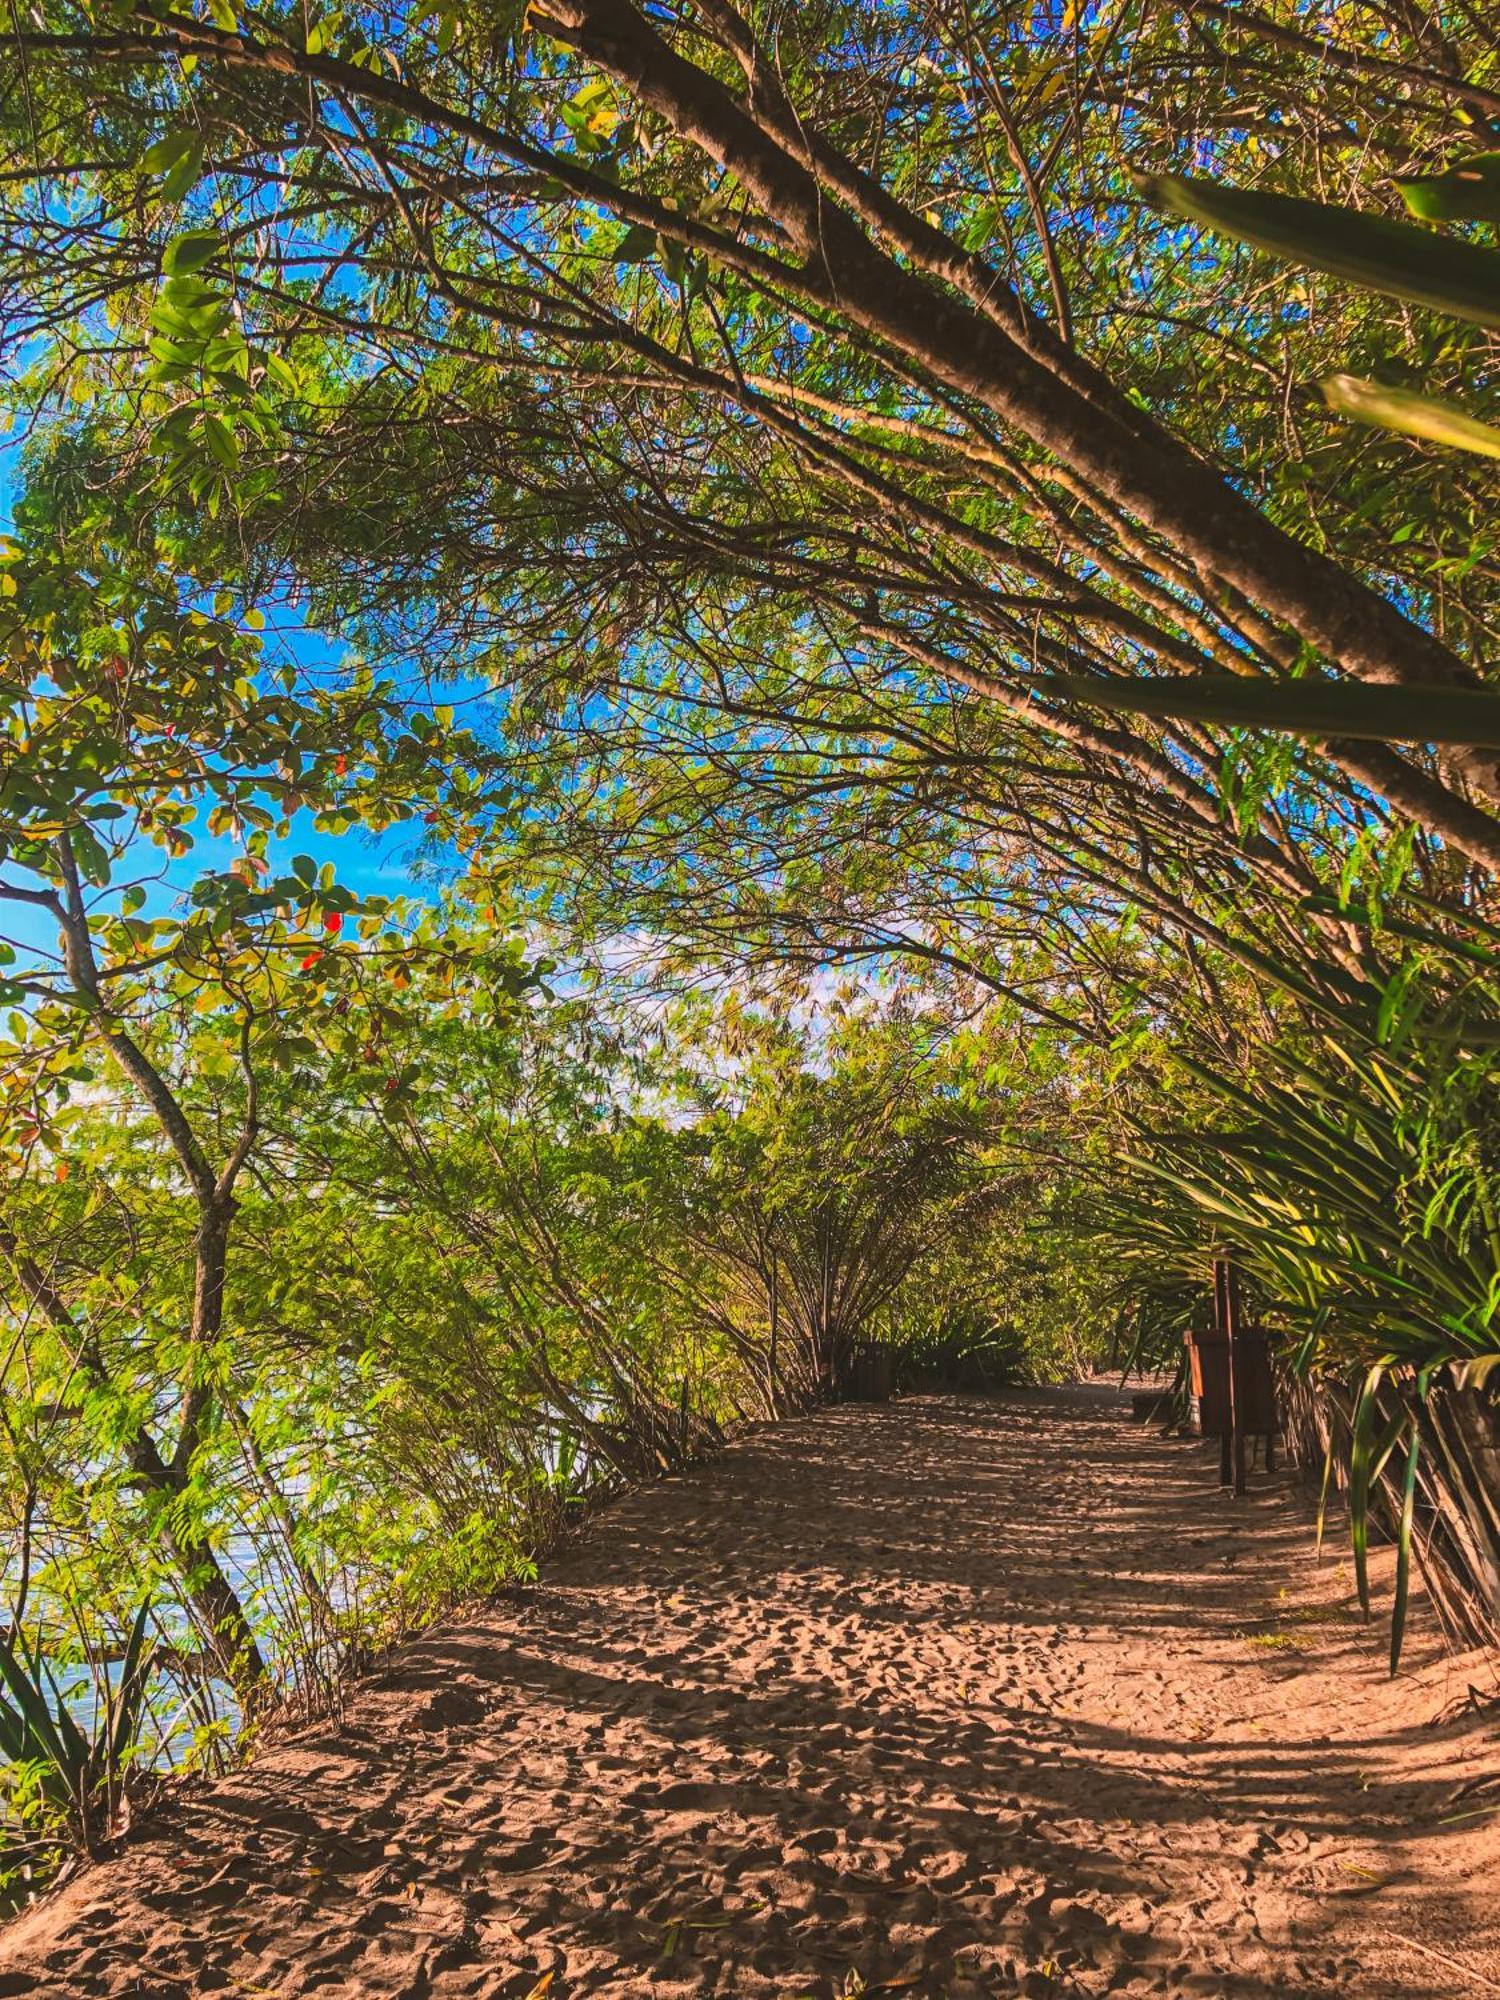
[0,0,1497,1885]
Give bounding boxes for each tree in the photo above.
[0,484,490,1687]
[628,1008,996,1410]
[2,0,1499,868]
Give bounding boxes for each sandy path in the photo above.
[2,1387,1496,1998]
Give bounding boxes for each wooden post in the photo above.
[1211,1261,1231,1486]
[1214,1253,1247,1497]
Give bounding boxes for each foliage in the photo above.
[1081,987,1500,1663]
[1140,167,1500,460]
[0,0,1497,1895]
[0,1599,152,1893]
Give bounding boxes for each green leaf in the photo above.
[613,224,658,264]
[202,412,241,471]
[1314,1427,1337,1555]
[163,231,221,277]
[70,823,112,887]
[1321,375,1500,463]
[1396,155,1500,225]
[1388,1426,1420,1677]
[1136,172,1500,329]
[1350,1370,1403,1621]
[103,1601,155,1778]
[142,132,192,174]
[0,1631,68,1766]
[142,130,204,202]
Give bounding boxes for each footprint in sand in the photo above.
[0,1392,1495,2000]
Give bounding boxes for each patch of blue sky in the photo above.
[0,432,442,966]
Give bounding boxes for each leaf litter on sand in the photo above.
[791,1967,929,1997]
[657,1897,752,1960]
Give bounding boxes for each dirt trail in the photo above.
[3,1387,1497,1998]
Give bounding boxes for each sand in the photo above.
[1,1385,1496,1998]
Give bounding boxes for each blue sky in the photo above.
[0,432,438,965]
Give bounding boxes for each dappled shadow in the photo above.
[1,1391,1495,1998]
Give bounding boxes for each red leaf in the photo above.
[300,950,322,971]
[323,910,342,935]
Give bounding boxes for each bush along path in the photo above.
[1,1388,1495,2000]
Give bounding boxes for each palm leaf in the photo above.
[1322,375,1500,462]
[1349,1368,1404,1620]
[1041,672,1500,747]
[103,1603,155,1782]
[1388,1425,1421,1677]
[1137,172,1500,327]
